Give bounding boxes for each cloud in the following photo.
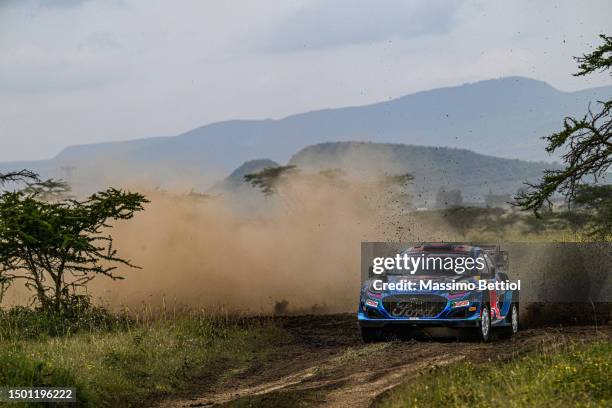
[0,0,611,162]
[255,0,463,52]
[0,0,96,9]
[0,41,125,93]
[0,1,126,93]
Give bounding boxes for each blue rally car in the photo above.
[358,243,519,342]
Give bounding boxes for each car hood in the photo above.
[364,274,480,298]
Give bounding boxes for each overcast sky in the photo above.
[1,0,611,161]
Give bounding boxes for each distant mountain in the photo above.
[2,76,610,192]
[213,142,559,207]
[290,142,558,205]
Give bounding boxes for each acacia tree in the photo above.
[515,34,611,213]
[23,178,72,202]
[244,165,299,196]
[573,184,612,237]
[0,186,148,311]
[0,169,39,185]
[0,170,40,302]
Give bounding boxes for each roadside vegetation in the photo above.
[0,307,289,407]
[374,340,611,408]
[0,171,291,407]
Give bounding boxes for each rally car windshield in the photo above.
[385,252,484,276]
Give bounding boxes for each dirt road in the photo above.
[157,314,610,408]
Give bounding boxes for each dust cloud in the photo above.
[90,174,427,314]
[4,166,607,322]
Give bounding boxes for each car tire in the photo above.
[499,303,519,339]
[361,326,383,343]
[477,304,492,342]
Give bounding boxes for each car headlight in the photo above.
[451,300,470,308]
[365,299,379,308]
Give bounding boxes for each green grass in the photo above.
[374,341,612,408]
[0,303,131,341]
[0,347,95,407]
[0,309,289,407]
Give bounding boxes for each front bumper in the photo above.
[357,312,481,328]
[358,291,484,328]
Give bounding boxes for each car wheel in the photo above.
[499,303,519,339]
[478,304,491,342]
[361,326,383,343]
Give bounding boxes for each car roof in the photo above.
[407,243,481,254]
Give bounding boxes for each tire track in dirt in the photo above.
[156,314,610,408]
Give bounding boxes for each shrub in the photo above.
[0,297,131,341]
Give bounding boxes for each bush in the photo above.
[0,297,131,340]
